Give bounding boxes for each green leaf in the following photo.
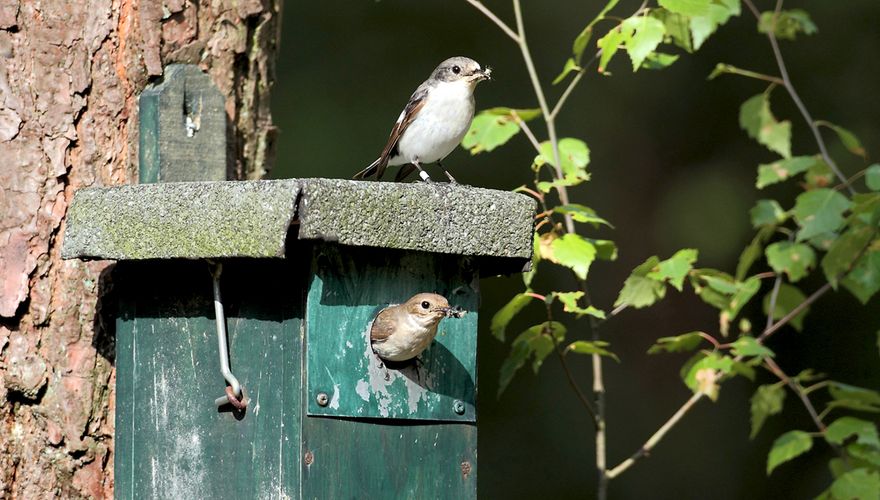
[491,293,534,341]
[739,92,792,159]
[592,239,618,261]
[866,164,880,192]
[830,469,880,500]
[805,159,834,189]
[647,248,699,291]
[762,283,808,332]
[553,57,582,85]
[756,156,820,189]
[828,382,880,413]
[566,340,619,362]
[462,108,540,154]
[647,331,705,354]
[818,121,867,159]
[690,0,740,50]
[765,241,816,282]
[737,226,774,280]
[848,443,880,468]
[534,138,591,183]
[553,291,606,319]
[758,9,817,41]
[850,193,880,226]
[553,204,613,228]
[550,233,597,280]
[614,256,666,309]
[841,243,880,304]
[690,270,761,335]
[731,336,774,358]
[682,352,734,400]
[651,8,692,52]
[793,188,852,242]
[498,322,568,395]
[597,26,631,73]
[750,383,786,439]
[750,199,787,228]
[572,27,593,64]
[573,0,620,62]
[642,52,679,70]
[822,225,874,286]
[767,430,813,475]
[825,417,880,448]
[622,15,666,71]
[658,0,710,17]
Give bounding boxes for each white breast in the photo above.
[392,81,475,166]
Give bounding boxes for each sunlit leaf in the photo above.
[750,199,787,228]
[549,233,597,280]
[597,26,631,73]
[573,0,620,62]
[534,138,591,183]
[647,248,699,291]
[825,417,880,447]
[659,0,710,17]
[739,92,792,159]
[762,283,808,332]
[647,331,705,354]
[765,241,816,282]
[750,383,786,439]
[642,52,680,70]
[463,108,541,154]
[758,9,818,41]
[793,188,851,242]
[822,225,873,286]
[830,469,880,500]
[614,256,666,309]
[731,336,774,358]
[690,0,740,50]
[682,352,734,400]
[756,156,820,188]
[818,121,867,159]
[827,381,880,413]
[737,226,774,280]
[622,15,665,71]
[566,340,619,361]
[767,430,813,475]
[553,57,582,85]
[491,292,534,341]
[553,291,606,319]
[841,243,880,304]
[553,204,613,228]
[651,8,692,52]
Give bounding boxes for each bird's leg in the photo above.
[437,162,458,184]
[412,159,432,183]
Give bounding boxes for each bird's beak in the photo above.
[470,67,492,82]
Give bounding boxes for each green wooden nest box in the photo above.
[62,178,535,498]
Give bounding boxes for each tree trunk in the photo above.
[0,0,280,497]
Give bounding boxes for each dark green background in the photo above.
[271,1,880,497]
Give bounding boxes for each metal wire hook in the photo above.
[208,261,247,409]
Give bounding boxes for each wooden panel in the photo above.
[301,418,477,498]
[114,260,302,499]
[305,244,479,422]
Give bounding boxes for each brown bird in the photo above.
[370,293,452,362]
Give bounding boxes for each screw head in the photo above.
[316,392,329,407]
[453,400,465,415]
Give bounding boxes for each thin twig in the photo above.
[741,0,854,195]
[549,50,601,121]
[514,113,544,154]
[464,0,520,42]
[763,357,826,432]
[555,342,600,426]
[758,282,831,343]
[605,392,704,479]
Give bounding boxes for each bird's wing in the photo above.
[355,85,429,180]
[369,307,399,342]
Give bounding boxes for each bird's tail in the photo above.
[353,157,385,180]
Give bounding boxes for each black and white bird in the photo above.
[353,56,491,183]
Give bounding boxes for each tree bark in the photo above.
[0,0,280,497]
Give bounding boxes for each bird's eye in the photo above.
[452,65,461,75]
[421,301,431,309]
